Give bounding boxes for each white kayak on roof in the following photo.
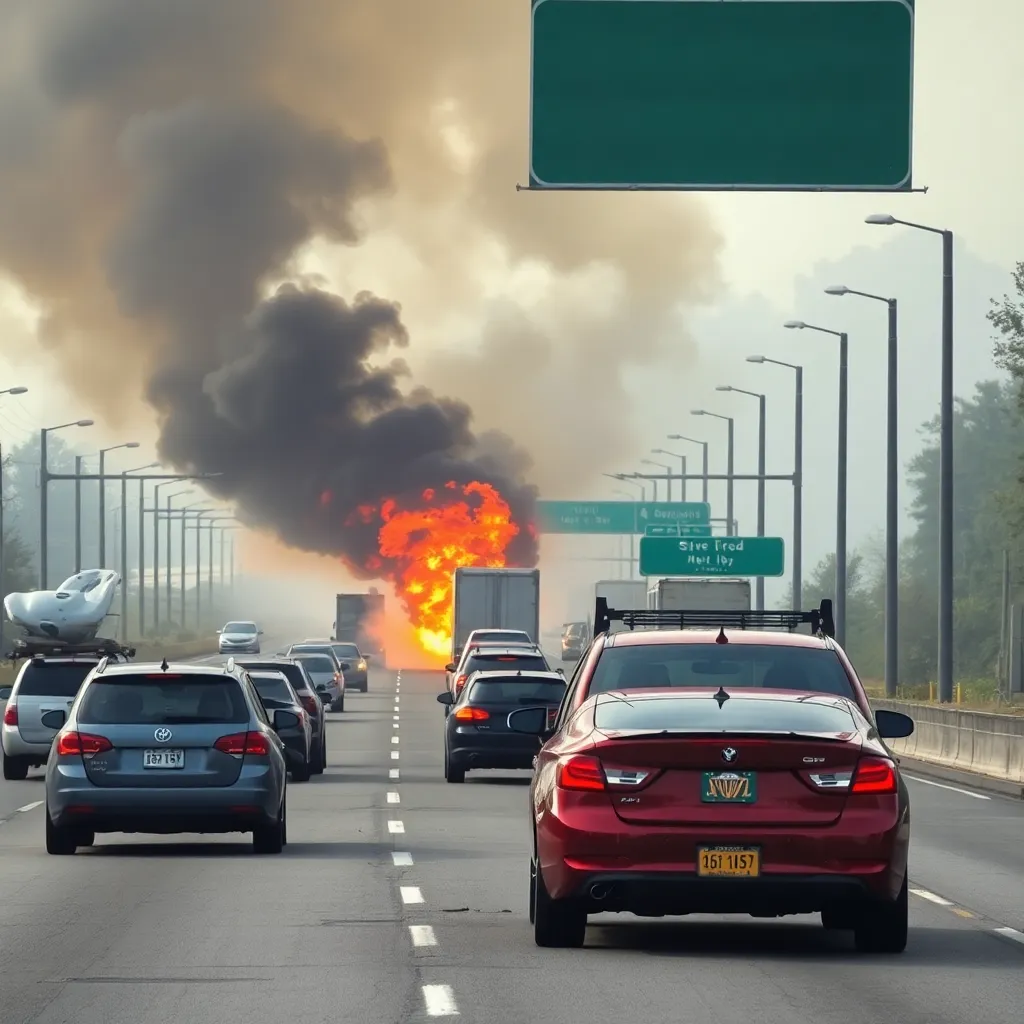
[4,569,121,643]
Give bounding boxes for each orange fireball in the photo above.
[346,481,521,657]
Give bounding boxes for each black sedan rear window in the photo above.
[79,675,249,725]
[236,661,311,693]
[468,677,566,704]
[16,662,97,698]
[594,695,859,735]
[463,653,549,675]
[589,645,856,700]
[249,674,295,705]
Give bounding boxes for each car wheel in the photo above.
[331,697,345,712]
[444,746,465,784]
[77,829,96,848]
[253,801,285,854]
[2,753,29,780]
[529,858,537,924]
[310,733,324,774]
[853,874,908,953]
[314,733,326,774]
[292,760,311,783]
[45,808,78,856]
[533,859,586,948]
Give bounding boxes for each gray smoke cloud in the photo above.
[0,0,720,573]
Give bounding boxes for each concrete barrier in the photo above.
[871,698,1024,784]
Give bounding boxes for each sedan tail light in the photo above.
[299,694,319,717]
[56,731,112,756]
[557,754,606,791]
[454,674,467,694]
[214,731,271,756]
[453,706,489,722]
[850,756,898,794]
[3,703,17,726]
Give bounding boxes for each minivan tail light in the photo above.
[557,754,606,791]
[850,757,898,794]
[214,731,271,756]
[3,703,17,726]
[56,731,112,756]
[454,706,489,722]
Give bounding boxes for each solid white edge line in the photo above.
[409,924,438,947]
[422,984,459,1016]
[994,926,1024,945]
[387,791,400,803]
[391,751,400,759]
[16,801,42,813]
[387,820,405,833]
[911,887,953,906]
[389,768,400,779]
[903,774,992,800]
[400,885,424,904]
[392,851,413,866]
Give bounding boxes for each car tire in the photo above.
[444,747,465,784]
[332,696,345,713]
[2,753,29,780]
[77,829,95,848]
[313,734,326,775]
[529,858,537,924]
[45,809,78,856]
[853,875,908,954]
[292,760,311,783]
[533,859,586,948]
[253,801,285,854]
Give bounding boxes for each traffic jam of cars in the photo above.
[436,594,915,954]
[0,624,373,854]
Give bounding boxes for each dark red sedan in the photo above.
[508,687,914,952]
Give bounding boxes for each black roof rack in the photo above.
[593,597,836,640]
[5,636,137,662]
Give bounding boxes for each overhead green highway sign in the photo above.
[535,500,710,534]
[529,0,915,192]
[644,523,712,538]
[639,536,785,577]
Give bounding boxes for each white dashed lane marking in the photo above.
[422,984,459,1016]
[390,768,400,779]
[387,791,400,804]
[16,801,42,813]
[392,851,413,866]
[388,820,405,834]
[400,886,424,905]
[391,751,400,760]
[911,888,953,906]
[994,927,1024,946]
[392,736,400,744]
[409,924,437,947]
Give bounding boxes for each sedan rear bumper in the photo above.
[448,733,539,770]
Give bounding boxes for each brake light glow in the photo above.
[3,703,17,726]
[300,694,319,716]
[557,754,606,791]
[454,675,467,694]
[453,706,490,722]
[214,731,272,756]
[56,731,113,756]
[851,757,898,794]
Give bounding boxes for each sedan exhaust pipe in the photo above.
[589,883,615,901]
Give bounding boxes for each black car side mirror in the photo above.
[363,654,372,662]
[273,709,300,731]
[340,661,351,671]
[41,709,66,729]
[875,709,914,739]
[445,663,457,673]
[507,706,550,735]
[436,691,454,706]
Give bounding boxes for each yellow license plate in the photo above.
[698,846,760,877]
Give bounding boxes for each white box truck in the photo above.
[451,567,541,662]
[647,578,752,612]
[594,580,649,634]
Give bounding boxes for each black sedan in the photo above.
[246,669,313,782]
[436,669,567,784]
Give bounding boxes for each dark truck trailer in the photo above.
[333,591,386,668]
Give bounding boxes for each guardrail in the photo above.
[871,698,1024,784]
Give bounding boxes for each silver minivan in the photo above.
[1,656,108,780]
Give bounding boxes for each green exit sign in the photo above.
[639,536,785,577]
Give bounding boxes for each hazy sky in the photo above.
[0,0,1020,618]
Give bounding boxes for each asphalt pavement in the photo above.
[1,655,1023,1022]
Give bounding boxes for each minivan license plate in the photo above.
[143,749,185,769]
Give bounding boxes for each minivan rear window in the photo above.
[589,645,856,700]
[16,662,97,698]
[593,694,860,735]
[469,678,566,704]
[78,675,249,725]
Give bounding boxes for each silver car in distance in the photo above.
[42,658,292,855]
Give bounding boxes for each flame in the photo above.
[344,481,520,658]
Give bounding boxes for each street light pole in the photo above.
[746,355,803,609]
[784,320,849,645]
[98,442,140,569]
[119,462,157,641]
[715,386,767,610]
[825,284,901,696]
[39,419,94,589]
[665,435,710,503]
[641,459,671,500]
[866,213,954,702]
[691,411,734,534]
[0,386,28,655]
[74,456,83,574]
[653,449,691,503]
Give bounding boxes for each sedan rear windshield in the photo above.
[594,695,860,735]
[469,678,566,704]
[589,644,856,700]
[78,675,249,725]
[249,674,295,705]
[236,661,311,693]
[463,653,549,675]
[16,662,97,698]
[295,655,335,674]
[332,644,360,659]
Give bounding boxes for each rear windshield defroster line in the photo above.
[78,675,249,725]
[593,694,860,735]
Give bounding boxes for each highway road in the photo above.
[1,656,1023,1022]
